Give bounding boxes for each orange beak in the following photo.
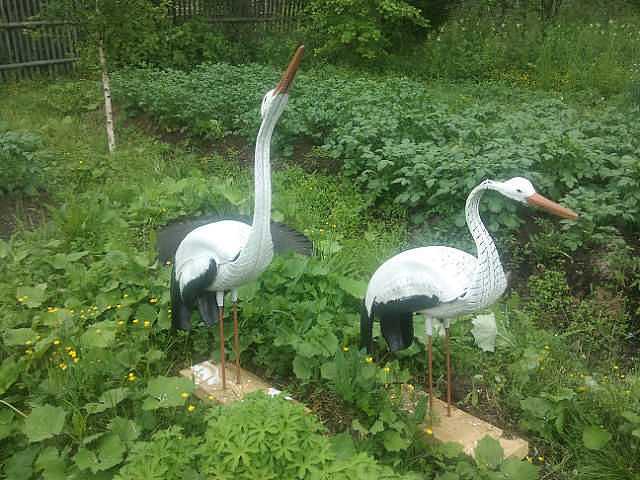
[526,193,578,220]
[275,45,304,94]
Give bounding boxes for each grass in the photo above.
[1,77,639,479]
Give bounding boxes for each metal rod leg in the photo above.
[218,306,226,390]
[233,301,240,385]
[445,325,452,417]
[428,334,433,423]
[425,317,434,424]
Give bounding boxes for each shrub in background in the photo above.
[304,0,429,64]
[0,130,47,197]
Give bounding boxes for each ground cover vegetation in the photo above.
[1,0,640,478]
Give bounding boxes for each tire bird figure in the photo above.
[157,46,311,389]
[361,177,578,415]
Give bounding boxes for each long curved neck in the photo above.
[465,182,507,307]
[226,96,285,277]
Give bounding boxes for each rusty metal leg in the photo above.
[233,301,240,386]
[445,319,452,417]
[216,291,226,390]
[426,317,434,423]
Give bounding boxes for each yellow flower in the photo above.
[59,362,67,370]
[53,339,60,346]
[73,357,79,364]
[123,293,129,298]
[181,392,189,399]
[538,456,544,462]
[365,356,373,363]
[117,320,125,326]
[68,350,77,359]
[25,349,33,355]
[132,319,139,325]
[144,320,151,328]
[149,298,158,304]
[187,405,196,412]
[342,346,349,352]
[207,395,214,401]
[383,367,390,373]
[127,373,137,382]
[613,365,619,370]
[424,427,433,435]
[26,340,32,345]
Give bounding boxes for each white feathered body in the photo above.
[174,220,274,293]
[364,182,509,325]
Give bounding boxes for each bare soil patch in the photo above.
[0,193,49,239]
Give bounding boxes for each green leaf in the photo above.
[81,320,117,348]
[0,356,22,395]
[320,361,337,381]
[583,425,612,450]
[0,409,15,440]
[439,441,464,459]
[335,276,367,299]
[23,404,67,442]
[471,313,497,352]
[143,375,195,410]
[474,436,504,469]
[330,432,356,461]
[3,328,37,346]
[293,355,315,380]
[16,283,47,308]
[382,430,410,452]
[500,458,538,480]
[621,411,640,425]
[85,387,130,414]
[0,239,8,259]
[520,397,551,418]
[35,447,67,480]
[109,417,140,443]
[5,445,40,479]
[136,304,158,325]
[74,434,125,473]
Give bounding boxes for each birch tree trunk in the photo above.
[98,40,116,154]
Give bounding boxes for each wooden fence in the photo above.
[173,0,307,32]
[0,0,78,82]
[0,0,305,82]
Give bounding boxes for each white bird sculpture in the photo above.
[360,177,578,415]
[157,46,310,390]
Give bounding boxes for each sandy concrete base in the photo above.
[427,397,529,459]
[180,360,291,405]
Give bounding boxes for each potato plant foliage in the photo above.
[114,64,640,254]
[1,59,640,479]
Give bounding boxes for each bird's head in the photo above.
[260,45,304,120]
[490,177,578,220]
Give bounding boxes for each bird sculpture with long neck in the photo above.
[361,177,578,415]
[157,46,310,390]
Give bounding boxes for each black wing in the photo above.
[367,294,441,352]
[156,213,312,263]
[170,260,219,331]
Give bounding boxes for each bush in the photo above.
[422,8,640,95]
[304,0,429,64]
[0,130,47,197]
[116,393,417,479]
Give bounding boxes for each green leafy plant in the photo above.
[0,130,47,196]
[305,0,428,63]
